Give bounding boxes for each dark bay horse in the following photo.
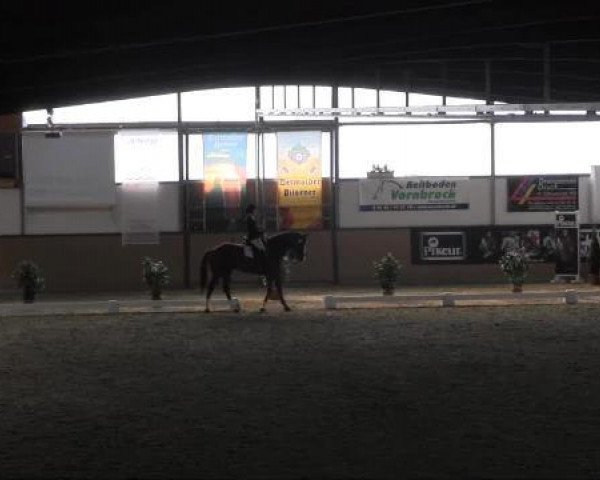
[200,231,308,312]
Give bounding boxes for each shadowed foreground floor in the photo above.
[1,305,600,478]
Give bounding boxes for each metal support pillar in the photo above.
[485,60,492,105]
[177,92,191,288]
[441,62,448,107]
[331,85,340,284]
[490,121,496,225]
[543,44,551,106]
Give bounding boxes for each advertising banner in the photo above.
[419,232,467,261]
[555,212,579,277]
[277,131,322,228]
[203,133,247,208]
[359,177,469,212]
[507,176,578,212]
[203,133,247,231]
[469,226,556,264]
[411,225,594,265]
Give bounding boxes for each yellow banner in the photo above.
[277,131,322,208]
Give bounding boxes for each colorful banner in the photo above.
[277,131,322,228]
[359,177,469,211]
[203,133,247,210]
[507,176,578,212]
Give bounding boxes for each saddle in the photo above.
[242,235,266,259]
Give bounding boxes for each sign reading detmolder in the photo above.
[359,177,469,211]
[420,232,467,261]
[507,176,578,212]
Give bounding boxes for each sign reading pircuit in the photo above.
[419,232,467,261]
[359,177,469,212]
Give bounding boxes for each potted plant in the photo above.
[12,260,45,303]
[373,252,402,295]
[499,248,528,292]
[142,257,170,300]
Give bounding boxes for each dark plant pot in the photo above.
[512,284,523,293]
[151,288,162,301]
[23,285,36,303]
[382,284,395,296]
[590,274,600,285]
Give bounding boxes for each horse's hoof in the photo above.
[284,306,291,312]
[233,308,240,313]
[259,307,266,313]
[204,308,210,313]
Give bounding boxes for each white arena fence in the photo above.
[323,289,597,309]
[0,298,240,317]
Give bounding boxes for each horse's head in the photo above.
[286,232,309,263]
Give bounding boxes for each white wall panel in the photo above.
[0,189,21,235]
[25,183,180,234]
[23,132,116,207]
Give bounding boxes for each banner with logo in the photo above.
[277,131,322,228]
[359,177,469,211]
[203,133,247,209]
[507,176,578,212]
[412,223,595,265]
[419,231,467,261]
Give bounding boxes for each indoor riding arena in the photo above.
[2,3,600,478]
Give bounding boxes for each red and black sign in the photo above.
[507,176,578,212]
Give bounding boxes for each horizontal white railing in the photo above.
[324,289,598,309]
[0,297,240,316]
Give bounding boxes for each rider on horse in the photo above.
[245,204,267,271]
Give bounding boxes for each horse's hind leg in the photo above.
[260,279,273,313]
[205,275,219,313]
[275,276,291,312]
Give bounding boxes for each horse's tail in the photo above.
[200,250,212,292]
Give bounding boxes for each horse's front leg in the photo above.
[260,277,273,313]
[205,275,219,313]
[275,275,291,312]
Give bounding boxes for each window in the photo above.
[445,97,486,105]
[339,123,491,178]
[354,88,377,108]
[23,94,177,125]
[409,93,443,106]
[380,90,406,108]
[181,87,255,121]
[495,122,600,175]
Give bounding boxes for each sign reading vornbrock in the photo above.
[419,232,467,261]
[359,177,469,211]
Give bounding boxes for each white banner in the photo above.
[359,177,470,212]
[120,182,159,245]
[23,132,116,208]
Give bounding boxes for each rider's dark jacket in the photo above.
[246,213,261,241]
